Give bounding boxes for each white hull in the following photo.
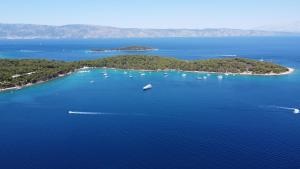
[143,84,152,90]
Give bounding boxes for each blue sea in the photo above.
[1,37,300,169]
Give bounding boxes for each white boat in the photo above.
[217,75,223,80]
[163,72,168,75]
[294,109,300,114]
[182,74,187,78]
[124,71,128,74]
[103,73,109,78]
[140,73,146,76]
[143,84,152,90]
[203,76,208,80]
[129,75,133,78]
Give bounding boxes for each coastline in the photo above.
[248,67,294,76]
[0,67,295,93]
[103,67,295,76]
[183,67,295,76]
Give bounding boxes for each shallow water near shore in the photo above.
[1,37,300,169]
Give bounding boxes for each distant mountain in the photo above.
[0,23,296,39]
[255,21,300,33]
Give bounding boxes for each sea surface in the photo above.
[1,37,300,169]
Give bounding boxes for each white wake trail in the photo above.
[68,111,150,116]
[68,111,117,115]
[269,106,300,114]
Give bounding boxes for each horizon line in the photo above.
[0,22,275,31]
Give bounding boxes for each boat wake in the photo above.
[68,111,149,116]
[267,106,300,114]
[68,111,117,115]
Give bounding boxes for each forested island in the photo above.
[90,46,157,52]
[0,55,292,91]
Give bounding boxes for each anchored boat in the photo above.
[217,75,223,80]
[143,84,152,91]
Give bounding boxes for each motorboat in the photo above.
[143,84,152,90]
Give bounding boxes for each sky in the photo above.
[0,0,299,29]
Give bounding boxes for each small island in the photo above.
[90,46,158,52]
[0,55,293,92]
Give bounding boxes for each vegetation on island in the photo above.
[90,46,157,52]
[82,55,289,74]
[0,55,290,90]
[0,59,78,89]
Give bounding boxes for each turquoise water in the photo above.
[1,37,300,169]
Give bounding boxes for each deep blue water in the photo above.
[1,37,300,169]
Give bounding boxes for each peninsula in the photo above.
[0,55,292,91]
[90,46,158,52]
